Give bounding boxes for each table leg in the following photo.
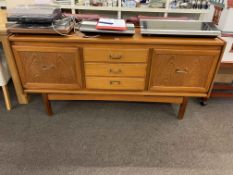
[42,94,53,116]
[178,97,188,120]
[200,97,208,106]
[2,85,11,110]
[1,36,28,104]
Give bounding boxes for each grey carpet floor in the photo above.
[0,83,233,175]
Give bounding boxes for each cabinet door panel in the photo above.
[13,46,83,90]
[149,49,220,93]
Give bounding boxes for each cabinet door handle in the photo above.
[110,80,121,85]
[109,68,122,74]
[175,69,188,74]
[109,54,122,60]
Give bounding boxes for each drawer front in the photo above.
[13,46,83,90]
[84,48,148,63]
[86,77,145,90]
[85,63,147,77]
[149,49,221,93]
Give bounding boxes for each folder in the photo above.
[96,18,127,31]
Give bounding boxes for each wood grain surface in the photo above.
[8,24,226,118]
[149,49,221,93]
[12,45,83,90]
[86,77,145,90]
[84,48,148,63]
[0,10,7,35]
[85,63,147,77]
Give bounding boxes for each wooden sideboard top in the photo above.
[0,8,223,46]
[9,29,225,46]
[0,8,224,46]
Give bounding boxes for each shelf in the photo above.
[120,7,167,13]
[209,0,225,8]
[60,4,72,8]
[121,7,209,13]
[61,5,210,14]
[74,5,119,11]
[0,1,6,7]
[58,0,210,20]
[167,8,210,14]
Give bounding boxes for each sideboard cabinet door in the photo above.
[12,46,83,90]
[149,49,221,94]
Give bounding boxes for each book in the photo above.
[96,18,127,31]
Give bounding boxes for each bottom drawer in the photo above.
[86,77,145,90]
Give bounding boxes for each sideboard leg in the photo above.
[2,85,12,111]
[178,97,188,120]
[2,36,29,104]
[200,97,208,106]
[42,94,53,116]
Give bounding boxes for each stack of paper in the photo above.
[96,18,127,31]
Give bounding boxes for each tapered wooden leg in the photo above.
[2,36,29,104]
[42,94,53,116]
[2,85,12,111]
[200,97,208,106]
[178,97,188,120]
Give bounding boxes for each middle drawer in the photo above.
[85,63,147,77]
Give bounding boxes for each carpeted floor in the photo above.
[0,83,233,175]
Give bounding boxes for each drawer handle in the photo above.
[110,80,121,85]
[109,69,122,74]
[42,65,55,71]
[175,69,188,74]
[109,54,122,60]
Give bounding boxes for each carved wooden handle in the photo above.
[109,68,122,74]
[109,54,122,60]
[175,69,188,74]
[110,80,121,85]
[42,65,55,71]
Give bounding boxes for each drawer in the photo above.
[85,63,147,77]
[86,77,145,90]
[149,49,220,93]
[83,48,148,63]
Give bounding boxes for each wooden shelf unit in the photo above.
[56,0,210,19]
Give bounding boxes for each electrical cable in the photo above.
[52,15,100,38]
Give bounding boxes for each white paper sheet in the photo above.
[97,18,126,28]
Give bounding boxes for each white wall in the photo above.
[221,37,233,62]
[218,9,233,32]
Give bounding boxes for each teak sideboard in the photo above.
[8,31,225,119]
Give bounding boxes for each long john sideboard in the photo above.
[8,30,225,119]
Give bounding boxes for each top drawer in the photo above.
[83,48,148,63]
